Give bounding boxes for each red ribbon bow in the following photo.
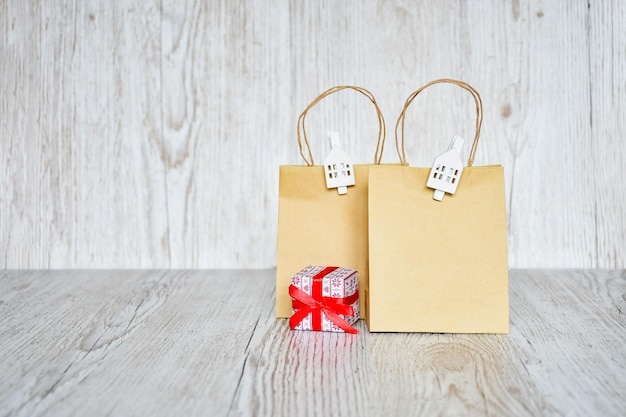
[289,267,359,334]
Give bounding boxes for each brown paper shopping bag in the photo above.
[276,86,386,318]
[366,79,509,333]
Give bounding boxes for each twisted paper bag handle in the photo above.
[395,79,483,167]
[297,86,387,166]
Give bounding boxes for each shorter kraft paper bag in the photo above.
[276,86,387,318]
[366,79,509,333]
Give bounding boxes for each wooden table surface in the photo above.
[1,269,624,417]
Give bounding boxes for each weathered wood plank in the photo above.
[0,270,275,416]
[160,0,292,268]
[233,324,558,417]
[507,270,626,417]
[1,0,625,269]
[6,270,621,416]
[588,0,626,268]
[0,0,169,268]
[470,1,597,268]
[233,269,625,416]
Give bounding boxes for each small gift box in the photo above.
[289,265,359,334]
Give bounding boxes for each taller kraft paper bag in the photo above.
[366,79,509,333]
[276,86,386,318]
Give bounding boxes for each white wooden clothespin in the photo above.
[426,135,465,201]
[323,131,355,195]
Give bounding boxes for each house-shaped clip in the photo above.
[323,131,355,195]
[426,135,465,201]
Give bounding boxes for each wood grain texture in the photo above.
[588,0,626,268]
[1,0,169,268]
[462,1,598,268]
[0,270,275,416]
[0,269,624,416]
[1,1,625,268]
[160,0,292,268]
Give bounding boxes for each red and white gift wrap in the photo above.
[289,266,359,334]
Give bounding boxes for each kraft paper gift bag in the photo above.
[276,86,387,318]
[366,79,509,333]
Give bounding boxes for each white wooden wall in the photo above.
[1,0,624,269]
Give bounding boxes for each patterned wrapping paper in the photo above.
[289,265,359,333]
